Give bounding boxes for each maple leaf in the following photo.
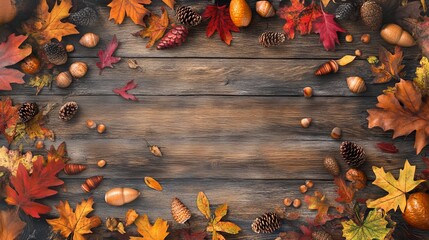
[108,0,151,26]
[133,8,169,48]
[96,35,121,74]
[16,105,55,141]
[47,142,69,163]
[370,46,405,84]
[47,198,102,240]
[313,9,345,51]
[130,214,169,240]
[342,209,392,240]
[414,56,429,96]
[5,156,65,218]
[367,79,429,154]
[366,160,425,212]
[334,177,355,204]
[113,80,138,101]
[0,34,32,90]
[202,5,240,45]
[22,0,79,45]
[304,191,338,225]
[0,209,26,240]
[28,74,53,95]
[0,98,18,143]
[0,146,36,176]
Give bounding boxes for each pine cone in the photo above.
[171,197,191,224]
[323,156,340,176]
[360,1,383,31]
[251,212,281,233]
[340,141,366,168]
[18,102,39,123]
[157,25,189,50]
[259,32,286,47]
[312,230,333,240]
[59,102,78,121]
[44,42,67,65]
[335,2,359,20]
[69,7,98,27]
[176,6,201,27]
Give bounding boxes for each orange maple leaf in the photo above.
[108,0,151,26]
[0,98,18,143]
[22,0,79,45]
[304,191,342,225]
[0,210,26,240]
[334,176,355,203]
[133,7,169,48]
[371,46,405,84]
[368,79,429,154]
[47,142,69,163]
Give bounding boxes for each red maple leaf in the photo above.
[202,5,239,45]
[313,9,345,51]
[5,156,65,218]
[113,80,138,101]
[0,97,18,143]
[96,35,121,74]
[334,176,355,203]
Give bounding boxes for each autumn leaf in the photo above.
[0,146,36,176]
[133,8,169,48]
[130,214,169,240]
[371,46,405,84]
[202,5,240,45]
[304,191,337,225]
[0,98,18,143]
[414,56,429,96]
[162,0,175,9]
[144,176,163,191]
[313,9,346,51]
[96,35,121,74]
[113,80,138,101]
[47,198,102,240]
[181,229,207,240]
[6,156,65,218]
[334,177,355,203]
[367,79,429,154]
[366,160,425,212]
[22,0,79,45]
[108,0,151,26]
[0,34,32,90]
[197,191,211,220]
[321,0,331,7]
[376,142,399,153]
[28,74,53,95]
[47,142,69,163]
[0,209,26,240]
[336,55,356,66]
[17,105,55,141]
[342,209,392,240]
[125,209,139,226]
[422,156,429,180]
[415,17,429,59]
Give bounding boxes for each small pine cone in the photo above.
[157,25,189,50]
[18,102,39,123]
[335,3,359,20]
[340,141,366,168]
[171,197,191,224]
[259,32,286,47]
[312,230,333,240]
[69,7,98,27]
[44,42,67,65]
[323,156,340,176]
[251,212,281,234]
[176,6,202,27]
[360,1,383,31]
[59,102,78,121]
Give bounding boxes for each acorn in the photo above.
[360,1,383,31]
[69,62,88,79]
[105,187,140,206]
[44,42,67,65]
[380,24,416,47]
[345,168,367,190]
[65,44,74,52]
[59,101,78,121]
[293,199,301,208]
[314,60,339,76]
[97,159,106,168]
[403,192,429,230]
[81,176,103,192]
[97,124,106,134]
[55,71,73,88]
[79,33,99,48]
[86,120,97,129]
[64,164,87,175]
[300,118,312,128]
[303,87,313,98]
[346,76,366,94]
[20,55,41,75]
[331,127,342,139]
[171,197,192,224]
[256,1,275,18]
[323,156,340,176]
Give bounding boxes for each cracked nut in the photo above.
[346,168,367,190]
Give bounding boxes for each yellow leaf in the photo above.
[321,0,331,7]
[197,192,211,220]
[24,110,54,141]
[342,209,392,240]
[422,0,427,12]
[133,7,169,48]
[0,146,36,176]
[28,74,53,95]
[144,177,163,191]
[336,55,356,66]
[47,198,101,240]
[367,160,425,212]
[414,56,429,96]
[125,209,139,226]
[108,0,151,26]
[213,221,241,234]
[0,209,26,240]
[131,214,169,240]
[162,0,175,9]
[214,204,228,223]
[22,0,79,45]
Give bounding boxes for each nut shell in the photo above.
[105,187,140,206]
[79,33,100,48]
[403,192,429,230]
[380,24,416,47]
[56,71,73,88]
[230,0,252,27]
[69,62,88,79]
[256,1,275,18]
[346,76,366,94]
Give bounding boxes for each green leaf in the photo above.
[414,56,429,96]
[342,209,392,240]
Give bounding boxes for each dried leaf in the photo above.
[336,55,356,66]
[366,160,425,212]
[125,209,139,226]
[197,191,211,220]
[0,146,35,176]
[113,80,138,101]
[149,145,162,157]
[376,142,399,153]
[371,46,405,84]
[0,209,26,240]
[367,56,379,64]
[322,0,331,7]
[415,17,429,59]
[182,230,207,240]
[162,0,175,9]
[47,198,102,240]
[97,35,121,73]
[0,98,19,143]
[313,9,346,51]
[367,79,429,154]
[127,59,141,69]
[342,209,392,240]
[47,142,69,163]
[334,176,355,203]
[21,106,55,141]
[133,8,169,48]
[28,74,53,95]
[144,176,163,191]
[22,0,79,45]
[108,0,151,26]
[414,56,429,96]
[304,191,334,225]
[106,217,126,234]
[202,5,240,45]
[0,34,32,90]
[422,156,429,180]
[130,214,169,240]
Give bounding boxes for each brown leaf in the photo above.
[133,7,169,48]
[334,176,355,203]
[371,46,405,84]
[304,191,334,225]
[0,210,26,240]
[108,0,151,26]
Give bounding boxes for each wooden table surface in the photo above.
[2,0,429,239]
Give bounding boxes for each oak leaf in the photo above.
[334,176,355,203]
[144,176,163,191]
[47,142,69,163]
[414,56,429,96]
[130,214,169,240]
[28,74,53,95]
[0,209,26,240]
[367,79,429,154]
[96,35,121,74]
[0,34,32,90]
[0,146,35,176]
[133,8,169,48]
[366,160,425,212]
[5,156,65,218]
[22,0,79,45]
[108,0,151,26]
[202,5,240,45]
[0,98,18,143]
[313,9,345,51]
[304,191,339,225]
[113,80,138,101]
[342,209,392,240]
[370,46,405,84]
[47,198,102,240]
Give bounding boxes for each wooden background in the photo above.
[1,0,429,239]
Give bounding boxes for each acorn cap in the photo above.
[44,42,68,65]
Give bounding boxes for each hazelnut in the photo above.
[97,159,106,168]
[345,34,353,42]
[283,198,292,207]
[301,118,312,128]
[299,185,308,193]
[69,62,88,79]
[305,180,314,188]
[55,71,72,88]
[86,120,96,129]
[331,127,342,139]
[293,199,301,208]
[35,140,44,149]
[303,87,313,98]
[355,49,362,57]
[361,34,371,44]
[346,168,367,190]
[65,44,74,52]
[97,124,106,134]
